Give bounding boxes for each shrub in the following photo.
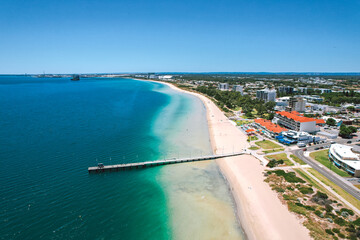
[270,170,305,183]
[295,202,315,211]
[341,208,355,216]
[335,217,347,226]
[283,194,297,201]
[325,229,334,235]
[273,186,285,193]
[315,191,328,199]
[325,204,334,212]
[353,218,360,226]
[299,186,314,194]
[315,210,324,218]
[338,233,345,238]
[332,228,340,233]
[311,191,332,205]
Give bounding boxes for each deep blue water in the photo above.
[0,76,174,239]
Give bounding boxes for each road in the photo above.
[292,140,360,201]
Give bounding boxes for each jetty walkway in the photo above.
[88,151,247,173]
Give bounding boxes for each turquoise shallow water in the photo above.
[0,76,244,240]
[0,77,174,239]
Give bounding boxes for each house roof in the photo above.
[276,111,316,123]
[254,118,288,134]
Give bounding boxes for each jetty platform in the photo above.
[88,151,247,173]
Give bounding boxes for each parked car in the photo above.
[314,147,320,150]
[303,148,307,151]
[347,141,352,144]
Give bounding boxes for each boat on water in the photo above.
[71,75,80,81]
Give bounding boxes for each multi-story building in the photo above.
[329,144,360,177]
[273,111,318,133]
[218,83,229,91]
[287,97,306,112]
[278,86,294,94]
[256,88,276,102]
[254,118,288,137]
[232,85,243,95]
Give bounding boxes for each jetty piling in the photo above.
[88,151,247,174]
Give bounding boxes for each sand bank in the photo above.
[156,81,311,240]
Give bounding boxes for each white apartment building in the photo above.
[256,88,276,102]
[329,144,360,177]
[232,85,243,95]
[274,111,318,133]
[218,83,229,91]
[288,97,306,112]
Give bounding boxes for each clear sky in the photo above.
[0,0,359,74]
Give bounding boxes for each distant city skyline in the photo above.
[1,0,359,74]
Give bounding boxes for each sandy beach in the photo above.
[157,80,311,240]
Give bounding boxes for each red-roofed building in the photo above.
[274,111,319,133]
[254,118,288,137]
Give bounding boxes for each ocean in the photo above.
[0,76,243,239]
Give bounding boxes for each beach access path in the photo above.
[158,81,311,240]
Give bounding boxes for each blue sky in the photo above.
[0,0,359,73]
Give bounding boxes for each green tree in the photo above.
[347,106,355,112]
[267,112,275,120]
[265,101,276,112]
[348,126,357,134]
[339,124,352,138]
[326,118,336,126]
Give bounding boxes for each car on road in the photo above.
[330,141,336,144]
[303,148,307,151]
[347,141,352,144]
[314,147,320,150]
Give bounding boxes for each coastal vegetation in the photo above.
[195,86,275,118]
[235,120,252,126]
[265,169,360,240]
[310,150,351,177]
[247,136,258,142]
[308,169,360,210]
[266,153,294,166]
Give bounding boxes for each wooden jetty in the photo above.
[88,151,247,173]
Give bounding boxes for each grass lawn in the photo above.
[290,154,306,165]
[248,146,260,150]
[308,168,360,210]
[255,140,282,149]
[235,120,252,126]
[266,153,294,166]
[248,136,258,141]
[310,150,351,177]
[263,148,284,154]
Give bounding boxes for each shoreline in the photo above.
[133,78,311,239]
